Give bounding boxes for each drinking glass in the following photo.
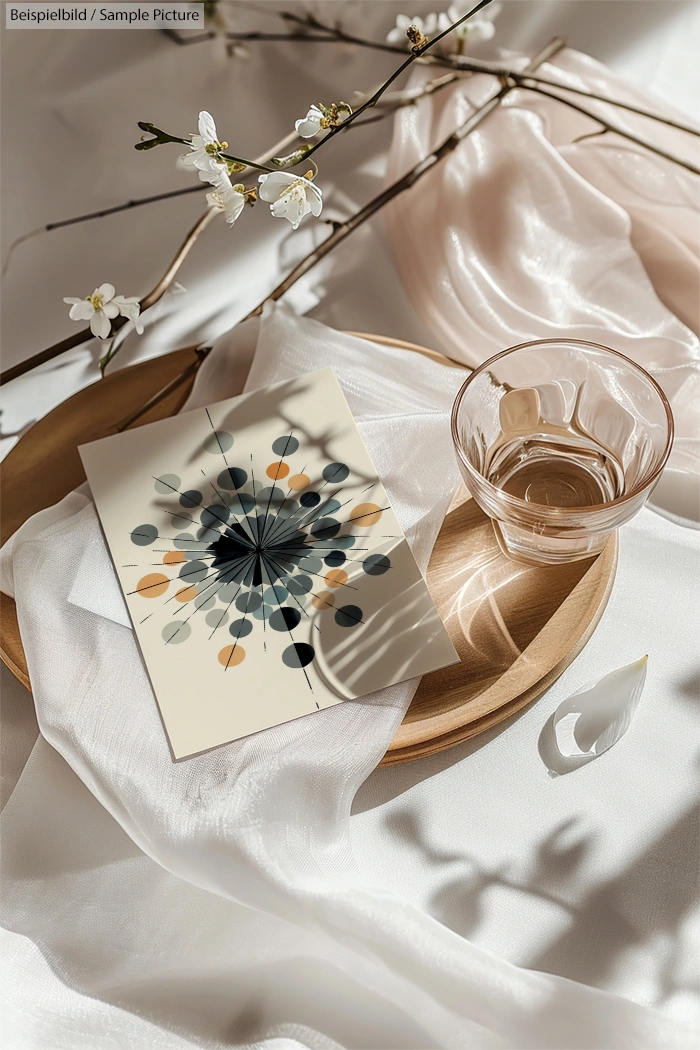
[451,339,674,565]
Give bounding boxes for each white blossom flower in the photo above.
[63,283,121,339]
[437,0,501,46]
[295,104,325,139]
[386,12,438,47]
[206,177,246,226]
[258,171,323,229]
[180,110,230,188]
[113,295,144,334]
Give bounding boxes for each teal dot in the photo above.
[270,607,301,632]
[287,575,312,596]
[236,591,262,613]
[201,505,229,529]
[322,463,349,483]
[154,474,180,494]
[162,621,191,644]
[218,467,247,490]
[194,593,215,610]
[180,490,202,509]
[174,532,195,549]
[363,554,390,576]
[272,435,299,456]
[131,524,157,546]
[335,605,363,628]
[282,642,315,668]
[179,560,207,583]
[264,585,288,606]
[334,535,356,549]
[169,512,193,530]
[235,493,256,514]
[204,431,233,454]
[229,618,253,639]
[299,555,322,575]
[311,517,340,540]
[218,583,240,604]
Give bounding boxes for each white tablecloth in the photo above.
[2,1,699,1043]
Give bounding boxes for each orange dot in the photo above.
[218,644,246,667]
[175,585,198,603]
[325,569,348,589]
[135,573,169,598]
[352,503,383,527]
[288,473,310,491]
[266,461,290,480]
[163,550,185,565]
[312,590,336,610]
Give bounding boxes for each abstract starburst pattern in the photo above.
[80,369,457,758]
[128,420,391,689]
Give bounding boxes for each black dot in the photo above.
[300,491,320,508]
[282,642,315,668]
[131,524,157,546]
[363,554,391,576]
[324,550,346,567]
[229,618,253,639]
[270,607,302,632]
[179,490,202,509]
[218,467,248,490]
[323,462,349,483]
[335,605,363,628]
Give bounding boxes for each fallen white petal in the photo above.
[553,656,648,759]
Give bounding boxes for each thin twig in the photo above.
[242,36,567,322]
[101,37,562,430]
[0,4,492,377]
[1,76,460,269]
[133,1,494,174]
[161,27,216,45]
[115,347,212,431]
[572,128,609,145]
[235,13,700,139]
[522,82,700,176]
[0,128,300,280]
[513,72,699,137]
[275,10,427,59]
[298,0,495,165]
[0,209,217,386]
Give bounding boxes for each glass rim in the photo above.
[451,337,675,518]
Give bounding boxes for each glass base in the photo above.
[492,520,611,566]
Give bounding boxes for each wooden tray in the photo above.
[0,335,617,763]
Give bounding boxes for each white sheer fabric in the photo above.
[2,305,697,1048]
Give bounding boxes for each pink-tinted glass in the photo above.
[451,339,674,565]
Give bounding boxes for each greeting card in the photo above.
[79,368,458,758]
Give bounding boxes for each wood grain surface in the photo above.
[0,335,617,764]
